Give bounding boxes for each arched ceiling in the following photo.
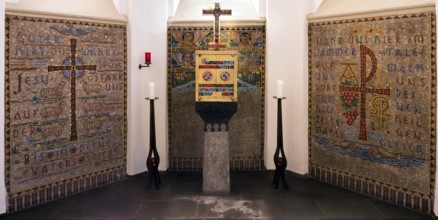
[168,0,263,23]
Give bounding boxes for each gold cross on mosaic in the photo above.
[202,3,232,50]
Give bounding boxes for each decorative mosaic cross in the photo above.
[339,45,390,141]
[202,3,231,50]
[48,38,97,141]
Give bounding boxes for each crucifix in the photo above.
[202,3,232,50]
[48,38,97,141]
[339,45,390,141]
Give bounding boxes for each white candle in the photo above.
[277,80,283,98]
[149,82,155,99]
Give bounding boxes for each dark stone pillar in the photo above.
[196,102,237,194]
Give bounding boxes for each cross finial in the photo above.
[202,3,232,50]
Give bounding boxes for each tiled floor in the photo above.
[0,171,435,219]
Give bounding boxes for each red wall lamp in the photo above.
[139,52,152,69]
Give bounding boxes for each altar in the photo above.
[194,3,238,194]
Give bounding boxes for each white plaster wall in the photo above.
[251,0,268,17]
[168,0,180,17]
[112,0,128,16]
[309,0,434,20]
[311,0,324,12]
[265,0,316,174]
[168,0,261,23]
[6,0,126,22]
[126,0,168,175]
[251,0,259,16]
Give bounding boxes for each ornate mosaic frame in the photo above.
[5,15,127,212]
[167,25,266,171]
[308,11,436,213]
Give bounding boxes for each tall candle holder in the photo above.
[146,97,161,189]
[273,96,288,189]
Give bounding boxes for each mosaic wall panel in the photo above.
[5,15,127,211]
[167,25,265,171]
[308,11,436,213]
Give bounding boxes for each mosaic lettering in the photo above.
[309,12,435,198]
[5,15,127,201]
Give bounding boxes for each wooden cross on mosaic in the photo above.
[202,3,231,50]
[338,45,390,141]
[48,38,97,141]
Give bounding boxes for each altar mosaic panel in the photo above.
[308,11,436,213]
[5,15,127,211]
[167,25,265,171]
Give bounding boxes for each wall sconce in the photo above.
[139,52,152,69]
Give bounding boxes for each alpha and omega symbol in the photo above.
[371,96,390,116]
[339,45,390,141]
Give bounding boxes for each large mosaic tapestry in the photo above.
[5,15,127,211]
[168,25,265,171]
[308,11,436,213]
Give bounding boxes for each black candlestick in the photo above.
[273,96,288,189]
[146,97,161,189]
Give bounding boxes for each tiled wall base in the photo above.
[8,168,125,212]
[310,165,433,214]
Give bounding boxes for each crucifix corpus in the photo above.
[202,3,232,50]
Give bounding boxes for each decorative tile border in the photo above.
[7,167,125,212]
[310,165,432,213]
